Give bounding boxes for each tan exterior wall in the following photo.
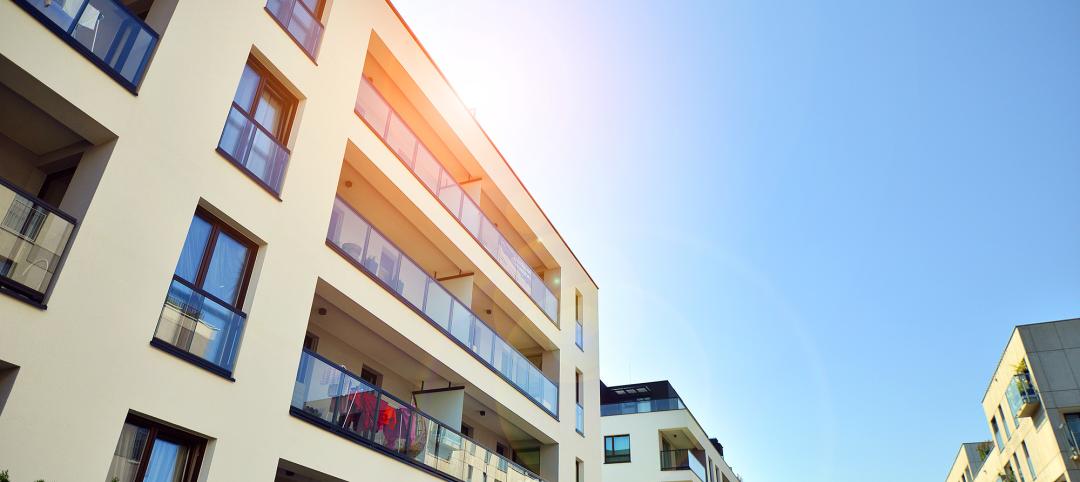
[0,0,600,480]
[601,409,738,482]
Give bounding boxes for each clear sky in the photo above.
[390,1,1080,481]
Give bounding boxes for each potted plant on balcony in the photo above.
[1011,358,1041,417]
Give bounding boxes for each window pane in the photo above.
[143,439,190,482]
[253,90,286,138]
[234,64,262,110]
[174,215,212,283]
[203,231,250,305]
[105,422,149,482]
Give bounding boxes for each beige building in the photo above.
[945,318,1080,482]
[599,381,740,482]
[0,0,601,481]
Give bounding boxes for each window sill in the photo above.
[150,338,236,382]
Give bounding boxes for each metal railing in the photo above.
[0,177,76,303]
[217,103,291,194]
[1005,371,1040,417]
[14,0,159,91]
[152,276,247,374]
[265,0,324,59]
[355,78,559,323]
[327,197,558,416]
[292,350,543,482]
[601,397,685,416]
[660,449,707,481]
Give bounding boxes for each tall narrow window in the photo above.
[152,209,256,376]
[265,0,326,58]
[1012,453,1027,482]
[217,58,296,194]
[991,417,1004,452]
[105,414,205,482]
[575,291,584,350]
[576,459,584,482]
[999,405,1012,439]
[575,370,585,434]
[604,435,631,463]
[1022,441,1036,480]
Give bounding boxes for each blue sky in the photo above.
[391,1,1080,481]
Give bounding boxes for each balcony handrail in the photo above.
[327,197,559,416]
[601,397,686,416]
[0,175,78,225]
[296,349,544,481]
[354,78,559,323]
[168,275,247,320]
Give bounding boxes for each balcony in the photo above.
[1005,371,1040,418]
[0,178,75,304]
[13,0,160,92]
[327,197,558,417]
[265,0,324,60]
[150,276,246,378]
[601,397,685,416]
[217,103,291,195]
[354,78,559,324]
[291,349,543,482]
[660,449,707,482]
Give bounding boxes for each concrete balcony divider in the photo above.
[354,78,559,324]
[327,197,559,417]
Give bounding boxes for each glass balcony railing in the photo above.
[0,178,75,304]
[660,449,707,482]
[354,78,559,324]
[575,403,584,434]
[14,0,159,92]
[292,350,544,482]
[217,103,291,194]
[327,197,558,417]
[265,0,324,59]
[1005,371,1040,418]
[151,276,246,376]
[600,397,685,416]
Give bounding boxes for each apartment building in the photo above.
[0,0,600,480]
[944,318,1080,482]
[600,381,740,482]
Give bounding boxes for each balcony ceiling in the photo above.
[0,83,83,156]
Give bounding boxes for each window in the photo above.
[576,459,584,482]
[461,424,473,438]
[302,332,319,351]
[604,435,630,463]
[217,58,297,194]
[575,370,585,434]
[360,366,382,388]
[1022,441,1036,480]
[265,0,326,58]
[999,405,1012,439]
[105,414,205,482]
[575,291,584,350]
[1013,453,1027,482]
[991,417,1004,452]
[152,210,255,375]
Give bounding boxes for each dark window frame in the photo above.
[604,434,631,464]
[113,413,206,482]
[237,58,297,145]
[180,207,258,309]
